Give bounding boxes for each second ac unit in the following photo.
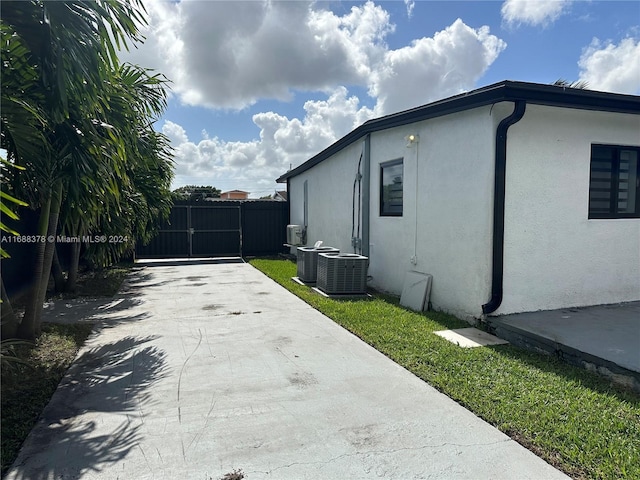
[317,253,368,295]
[296,246,340,283]
[286,225,305,246]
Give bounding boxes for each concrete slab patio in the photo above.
[6,259,569,480]
[489,302,640,391]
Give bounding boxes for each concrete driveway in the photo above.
[6,259,568,480]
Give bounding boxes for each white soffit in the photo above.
[400,271,433,312]
[434,328,509,348]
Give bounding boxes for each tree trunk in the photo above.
[52,246,66,293]
[65,240,81,293]
[1,277,19,339]
[19,192,52,341]
[33,180,63,331]
[18,180,63,339]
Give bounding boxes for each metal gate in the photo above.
[136,200,288,258]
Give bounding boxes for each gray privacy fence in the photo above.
[135,200,289,258]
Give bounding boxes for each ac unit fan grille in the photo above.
[317,253,368,294]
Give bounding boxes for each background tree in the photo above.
[172,185,221,201]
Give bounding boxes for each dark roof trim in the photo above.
[277,80,639,183]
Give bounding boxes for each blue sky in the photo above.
[122,1,640,197]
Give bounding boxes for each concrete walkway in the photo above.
[7,260,568,480]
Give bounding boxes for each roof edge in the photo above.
[277,80,640,183]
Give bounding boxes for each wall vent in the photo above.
[286,225,305,246]
[317,253,368,294]
[296,246,339,283]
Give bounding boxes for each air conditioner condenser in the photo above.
[286,225,305,246]
[296,246,339,283]
[317,253,368,295]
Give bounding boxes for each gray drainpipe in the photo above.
[482,100,527,315]
[362,134,371,258]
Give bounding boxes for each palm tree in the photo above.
[1,21,44,338]
[60,64,173,287]
[2,1,148,339]
[0,160,29,339]
[553,79,589,89]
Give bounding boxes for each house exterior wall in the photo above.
[290,105,510,319]
[287,101,639,319]
[367,105,507,319]
[499,105,640,314]
[289,141,365,254]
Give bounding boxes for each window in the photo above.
[589,145,640,219]
[380,159,403,216]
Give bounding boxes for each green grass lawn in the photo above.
[1,323,95,476]
[250,258,640,480]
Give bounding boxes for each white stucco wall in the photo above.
[287,101,640,319]
[289,141,365,255]
[499,105,640,314]
[290,105,506,319]
[367,105,504,319]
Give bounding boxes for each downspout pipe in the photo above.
[362,134,371,258]
[482,100,526,315]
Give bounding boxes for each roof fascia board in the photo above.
[503,82,640,114]
[277,81,640,182]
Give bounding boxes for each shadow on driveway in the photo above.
[135,257,244,268]
[8,336,168,480]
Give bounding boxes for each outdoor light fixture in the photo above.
[405,134,419,147]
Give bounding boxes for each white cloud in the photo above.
[165,87,376,193]
[133,0,392,109]
[126,2,506,190]
[501,0,572,27]
[404,0,415,18]
[129,1,502,114]
[162,120,189,145]
[578,37,640,94]
[370,19,506,113]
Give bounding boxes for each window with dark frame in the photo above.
[380,159,403,216]
[589,145,640,219]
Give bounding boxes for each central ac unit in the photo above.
[296,246,339,283]
[286,225,305,246]
[317,253,368,294]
